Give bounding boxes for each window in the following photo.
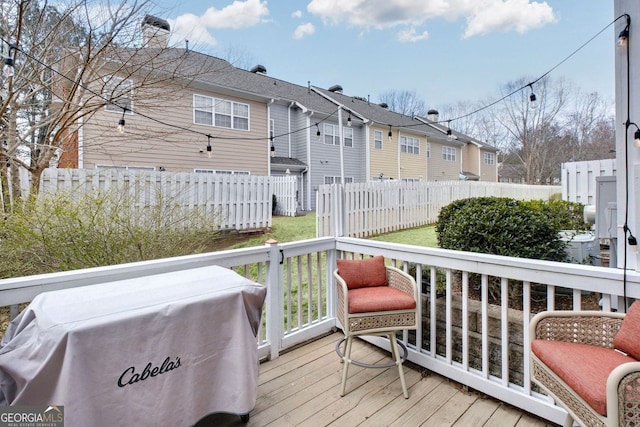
[442,146,456,162]
[374,130,383,150]
[193,95,249,130]
[104,77,133,113]
[194,169,250,175]
[484,152,495,165]
[343,127,353,147]
[426,143,431,158]
[323,123,339,145]
[400,136,420,155]
[324,176,353,184]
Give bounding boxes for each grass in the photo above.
[227,213,438,249]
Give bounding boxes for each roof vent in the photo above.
[427,109,439,122]
[250,64,267,74]
[328,85,343,93]
[379,102,389,109]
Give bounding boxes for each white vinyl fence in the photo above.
[561,159,617,205]
[38,169,298,231]
[317,180,561,237]
[271,176,298,217]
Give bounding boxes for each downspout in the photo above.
[268,99,275,176]
[365,122,371,181]
[78,116,84,168]
[287,101,295,158]
[307,112,313,211]
[339,108,344,184]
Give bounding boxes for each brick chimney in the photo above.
[141,15,170,48]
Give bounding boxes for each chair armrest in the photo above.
[530,310,625,348]
[607,362,640,426]
[333,269,349,326]
[386,266,418,303]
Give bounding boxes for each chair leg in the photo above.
[390,334,409,399]
[340,335,353,397]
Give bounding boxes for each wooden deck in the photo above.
[196,333,560,427]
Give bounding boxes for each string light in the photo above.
[388,125,392,141]
[206,135,212,158]
[446,121,453,141]
[347,111,352,127]
[315,123,321,141]
[270,136,275,157]
[3,44,15,78]
[618,16,630,47]
[528,84,537,109]
[117,108,126,134]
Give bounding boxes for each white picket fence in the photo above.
[316,180,562,237]
[38,169,298,231]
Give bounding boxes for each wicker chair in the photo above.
[334,256,418,399]
[530,310,640,427]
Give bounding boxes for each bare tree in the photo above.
[498,76,568,184]
[378,89,427,117]
[0,0,203,210]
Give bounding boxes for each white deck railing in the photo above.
[1,237,639,425]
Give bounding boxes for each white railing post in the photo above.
[265,239,284,360]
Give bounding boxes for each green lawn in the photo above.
[228,213,438,249]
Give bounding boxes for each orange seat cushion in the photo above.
[348,286,416,314]
[614,301,640,360]
[532,339,636,416]
[337,256,388,289]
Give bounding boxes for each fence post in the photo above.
[265,239,283,360]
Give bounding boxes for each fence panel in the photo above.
[271,176,298,217]
[561,159,616,205]
[38,169,285,232]
[317,180,561,237]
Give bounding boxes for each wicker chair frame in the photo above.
[530,310,640,427]
[334,265,418,399]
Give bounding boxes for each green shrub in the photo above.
[436,197,567,261]
[0,187,221,278]
[522,199,589,231]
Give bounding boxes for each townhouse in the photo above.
[60,15,497,212]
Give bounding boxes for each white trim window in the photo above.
[400,135,420,155]
[442,146,456,161]
[374,130,383,150]
[194,169,250,175]
[484,152,495,165]
[323,123,339,145]
[193,95,249,130]
[104,76,133,113]
[343,126,353,147]
[324,176,353,184]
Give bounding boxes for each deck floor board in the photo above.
[195,333,559,427]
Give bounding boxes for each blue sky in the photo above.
[154,0,617,111]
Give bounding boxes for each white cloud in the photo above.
[306,0,556,38]
[293,23,316,39]
[396,27,429,43]
[170,0,269,47]
[463,0,557,38]
[292,10,303,19]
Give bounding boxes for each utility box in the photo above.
[560,231,600,265]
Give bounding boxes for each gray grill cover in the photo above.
[0,265,267,427]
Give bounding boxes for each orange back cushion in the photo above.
[614,300,640,359]
[336,256,387,289]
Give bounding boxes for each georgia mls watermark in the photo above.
[0,406,64,427]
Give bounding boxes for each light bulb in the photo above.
[206,144,212,158]
[3,58,14,78]
[447,129,453,141]
[117,118,125,134]
[530,93,537,109]
[347,116,352,127]
[635,129,640,148]
[270,145,276,157]
[619,28,629,47]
